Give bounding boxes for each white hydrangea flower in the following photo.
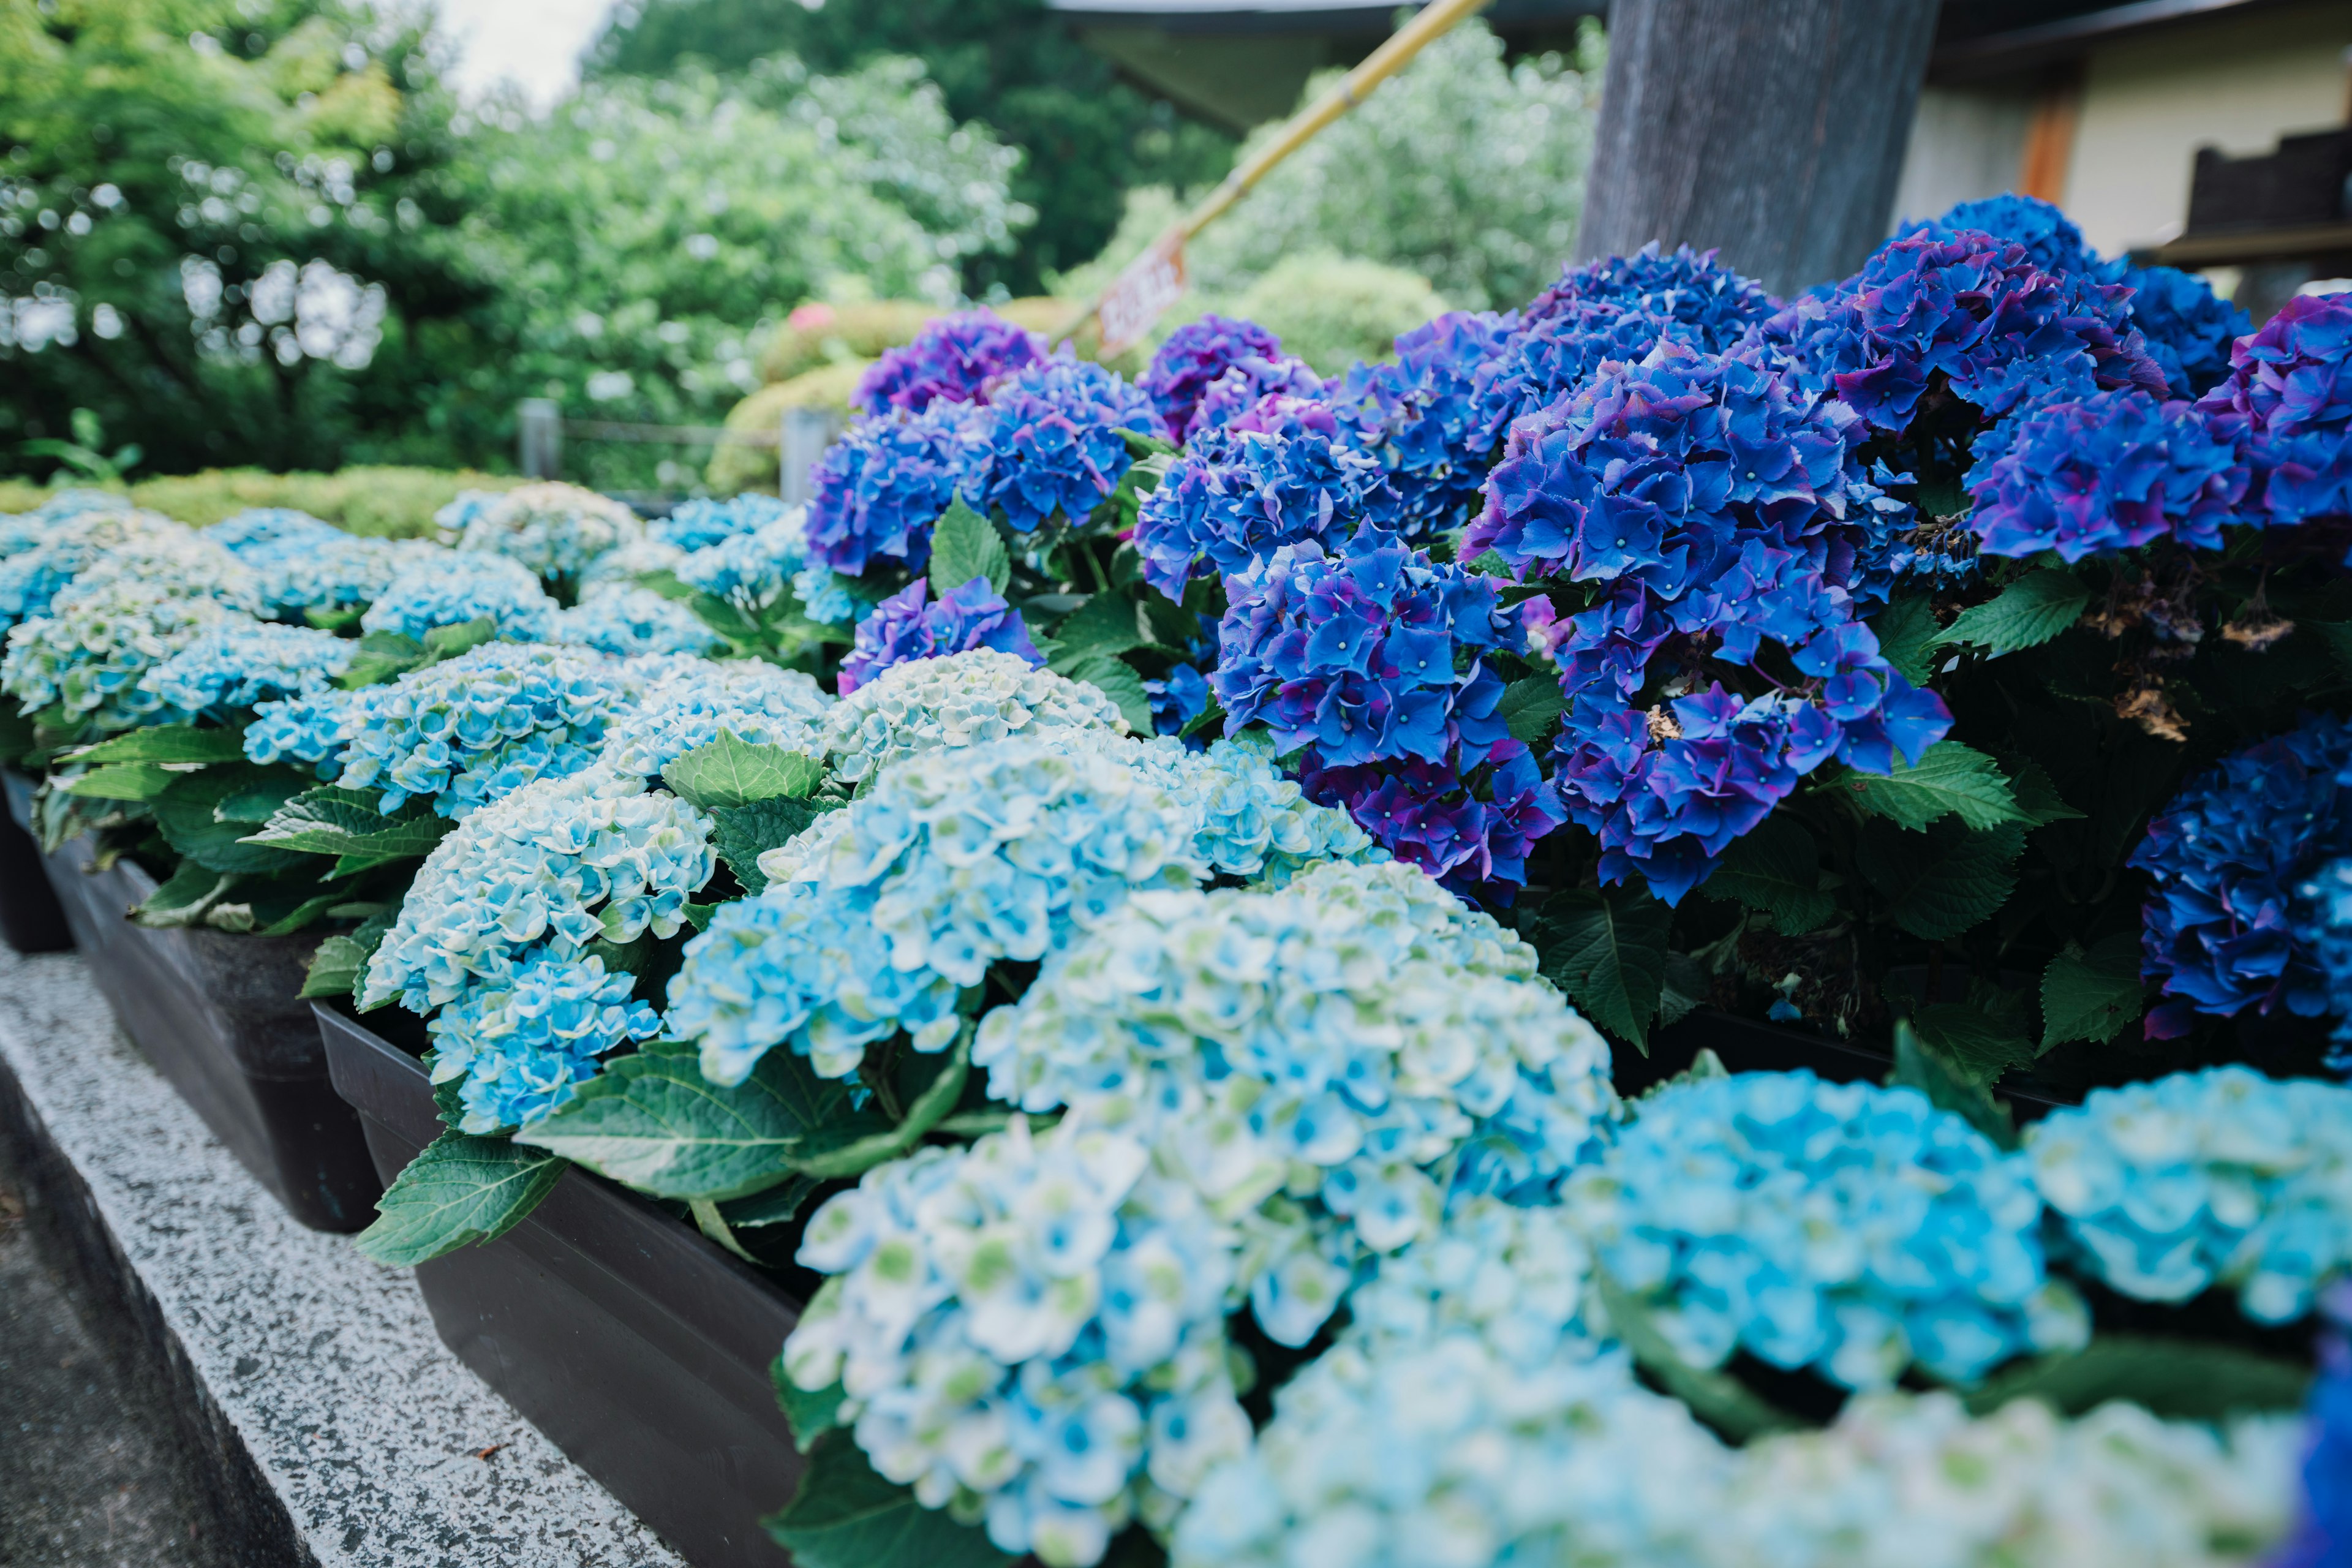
[599,657,832,778]
[821,648,1126,786]
[457,480,644,582]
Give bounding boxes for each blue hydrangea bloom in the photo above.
[2274,1284,2352,1568]
[205,507,340,554]
[559,586,721,656]
[652,492,793,551]
[0,488,130,560]
[1336,311,1518,539]
[782,1119,1253,1567]
[243,686,358,775]
[1965,388,2249,560]
[1,581,243,729]
[2131,714,2352,1035]
[805,402,983,576]
[818,648,1126,787]
[599,658,832,779]
[333,642,643,819]
[427,944,662,1131]
[963,359,1165,535]
[1188,357,1330,440]
[1524,242,1779,345]
[855,309,1046,417]
[837,574,1042,694]
[1134,410,1401,599]
[0,510,254,633]
[1140,314,1284,439]
[1098,729,1373,883]
[359,551,560,643]
[1145,663,1210,737]
[1898,194,2108,281]
[673,503,816,612]
[2026,1066,2352,1325]
[2197,292,2352,530]
[1569,1071,2086,1388]
[432,488,503,539]
[244,533,440,619]
[455,481,644,585]
[138,617,352,717]
[2119,264,2251,399]
[975,859,1618,1341]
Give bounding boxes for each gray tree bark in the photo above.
[1574,0,1941,299]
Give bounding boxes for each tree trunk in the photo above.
[1574,0,1940,299]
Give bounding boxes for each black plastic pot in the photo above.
[0,770,72,953]
[24,792,382,1232]
[1623,1006,2077,1118]
[316,1005,805,1568]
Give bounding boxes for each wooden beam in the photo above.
[1573,0,1940,299]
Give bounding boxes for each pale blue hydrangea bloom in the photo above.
[578,533,687,596]
[0,488,130,559]
[1,580,242,727]
[456,480,643,584]
[243,533,440,619]
[598,658,832,778]
[0,511,255,631]
[358,551,560,643]
[668,735,1204,1086]
[792,564,864,625]
[432,488,503,539]
[653,492,792,551]
[820,648,1126,788]
[138,617,352,717]
[243,686,359,775]
[674,503,813,611]
[1565,1072,2086,1389]
[1081,730,1374,884]
[559,586,721,656]
[205,507,339,554]
[783,1118,1253,1568]
[2025,1066,2352,1324]
[333,642,641,818]
[424,943,663,1132]
[363,764,712,1019]
[974,862,1618,1341]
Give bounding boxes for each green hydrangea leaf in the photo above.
[2041,933,2144,1050]
[245,785,451,860]
[927,495,1012,598]
[1963,1336,2309,1421]
[337,631,429,689]
[352,1130,567,1267]
[300,933,372,1000]
[1050,595,1148,667]
[1868,595,1940,685]
[422,615,497,661]
[1909,1003,2037,1087]
[712,796,845,895]
[154,771,313,874]
[2005,756,2086,827]
[1857,820,2023,942]
[1532,884,1670,1052]
[1890,1018,2018,1149]
[1836,741,2030,832]
[1700,815,1834,935]
[722,1175,823,1229]
[1931,570,2090,657]
[786,1035,970,1181]
[763,1431,1014,1568]
[1496,676,1566,745]
[662,731,826,812]
[65,723,249,766]
[58,761,186,801]
[773,1360,848,1453]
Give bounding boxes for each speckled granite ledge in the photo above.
[0,941,685,1568]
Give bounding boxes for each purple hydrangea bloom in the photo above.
[1523,241,1778,342]
[1469,299,1700,458]
[1336,310,1518,540]
[804,403,983,576]
[1189,354,1330,440]
[1138,314,1283,439]
[1145,663,1211,737]
[1134,405,1402,599]
[836,573,1043,695]
[2197,292,2352,530]
[1473,342,1948,903]
[1212,526,1562,892]
[2130,712,2352,1036]
[963,360,1166,534]
[855,309,1045,417]
[1751,230,2167,434]
[1965,388,2250,560]
[1898,194,2106,281]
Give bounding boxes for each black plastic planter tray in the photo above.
[1,769,72,953]
[1625,1007,2078,1118]
[316,1005,805,1568]
[21,783,382,1232]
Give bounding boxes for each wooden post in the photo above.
[516,398,563,480]
[1574,0,1940,300]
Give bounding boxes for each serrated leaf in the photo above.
[58,762,185,801]
[662,731,826,812]
[423,615,496,660]
[1868,595,1940,685]
[337,631,429,689]
[1932,570,2090,657]
[1857,820,2023,942]
[1063,654,1155,734]
[1910,1003,2038,1086]
[722,1175,823,1229]
[774,1362,848,1453]
[1700,816,1834,935]
[66,724,249,766]
[300,934,372,1000]
[257,891,346,938]
[1593,1268,1801,1442]
[1838,741,2030,832]
[214,773,307,825]
[514,1039,886,1200]
[2041,933,2143,1050]
[765,1431,1015,1568]
[1891,1018,2018,1148]
[1466,549,1511,578]
[788,1036,971,1180]
[153,772,312,874]
[1964,1336,2309,1421]
[246,785,451,860]
[2005,756,2085,827]
[352,1131,568,1267]
[137,859,230,918]
[1534,885,1670,1051]
[1050,595,1148,666]
[712,796,843,894]
[1496,676,1566,745]
[928,494,1011,598]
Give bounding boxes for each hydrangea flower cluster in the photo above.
[855,309,1046,417]
[673,502,813,608]
[837,575,1041,694]
[1524,242,1780,345]
[666,736,1204,1085]
[332,642,641,818]
[454,481,644,584]
[804,402,982,575]
[245,533,440,619]
[598,658,832,778]
[243,686,358,775]
[1898,194,2108,281]
[0,511,254,632]
[651,492,793,551]
[559,586,720,657]
[2196,292,2352,530]
[1213,526,1562,892]
[0,579,239,728]
[0,488,130,560]
[820,648,1124,787]
[1473,343,1948,902]
[1753,229,2165,433]
[962,360,1164,534]
[1103,730,1373,883]
[432,488,502,538]
[975,861,1618,1340]
[1566,1072,2084,1388]
[2303,856,2352,1074]
[782,1119,1251,1567]
[2275,1283,2352,1567]
[2024,1066,2352,1324]
[1964,388,2250,560]
[138,617,353,717]
[1139,314,1286,440]
[359,551,560,643]
[205,507,341,554]
[361,766,712,1129]
[2130,713,2352,1033]
[1338,310,1518,538]
[1133,410,1402,598]
[578,533,686,594]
